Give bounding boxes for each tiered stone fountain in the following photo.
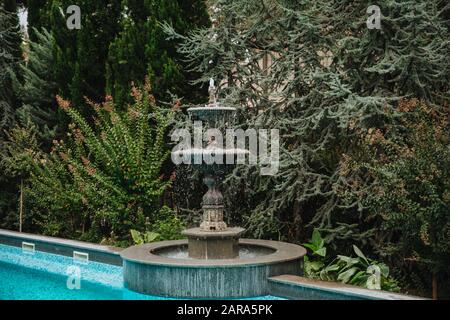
[121,80,306,298]
[181,80,248,260]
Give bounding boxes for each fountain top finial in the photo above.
[208,78,217,105]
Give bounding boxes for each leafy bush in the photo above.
[152,205,185,241]
[130,206,185,244]
[6,79,174,243]
[303,229,327,277]
[341,100,449,297]
[303,230,400,292]
[319,245,400,292]
[130,229,160,245]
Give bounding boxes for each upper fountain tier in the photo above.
[187,78,237,125]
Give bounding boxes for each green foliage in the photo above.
[106,0,210,106]
[130,229,160,245]
[26,0,209,124]
[152,205,185,241]
[169,0,449,245]
[303,229,327,258]
[0,121,42,231]
[303,229,327,277]
[0,2,23,232]
[14,27,59,150]
[9,81,174,242]
[28,0,122,117]
[26,0,50,41]
[1,121,41,178]
[341,100,450,295]
[0,4,21,130]
[320,245,401,292]
[130,206,185,244]
[303,230,400,292]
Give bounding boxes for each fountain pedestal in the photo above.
[183,171,246,259]
[199,173,227,231]
[180,168,248,259]
[182,227,245,259]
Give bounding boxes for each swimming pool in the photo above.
[0,243,282,300]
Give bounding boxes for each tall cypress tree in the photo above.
[26,0,209,114]
[69,0,122,110]
[15,27,59,151]
[0,0,23,230]
[0,0,21,129]
[27,0,122,117]
[25,0,49,41]
[106,0,210,106]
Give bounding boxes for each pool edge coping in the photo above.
[268,275,427,300]
[0,228,123,257]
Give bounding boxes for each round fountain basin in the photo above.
[121,239,306,298]
[155,243,276,260]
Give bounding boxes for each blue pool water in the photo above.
[0,244,282,300]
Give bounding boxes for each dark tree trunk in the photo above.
[432,273,438,300]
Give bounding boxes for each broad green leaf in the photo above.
[337,267,358,283]
[302,243,316,251]
[311,229,324,249]
[324,263,341,273]
[144,231,160,242]
[337,255,359,268]
[315,247,327,257]
[353,245,369,264]
[130,229,143,245]
[379,263,390,277]
[310,261,324,271]
[304,258,324,277]
[349,271,367,285]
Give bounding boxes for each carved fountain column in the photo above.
[200,173,227,231]
[181,79,246,259]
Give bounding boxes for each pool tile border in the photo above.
[0,229,123,266]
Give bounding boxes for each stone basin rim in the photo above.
[120,239,307,268]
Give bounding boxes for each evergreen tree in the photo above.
[0,1,21,129]
[15,27,59,151]
[25,0,49,41]
[26,0,122,118]
[0,0,23,231]
[106,0,210,106]
[168,0,449,245]
[68,0,122,110]
[343,99,449,298]
[25,1,209,116]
